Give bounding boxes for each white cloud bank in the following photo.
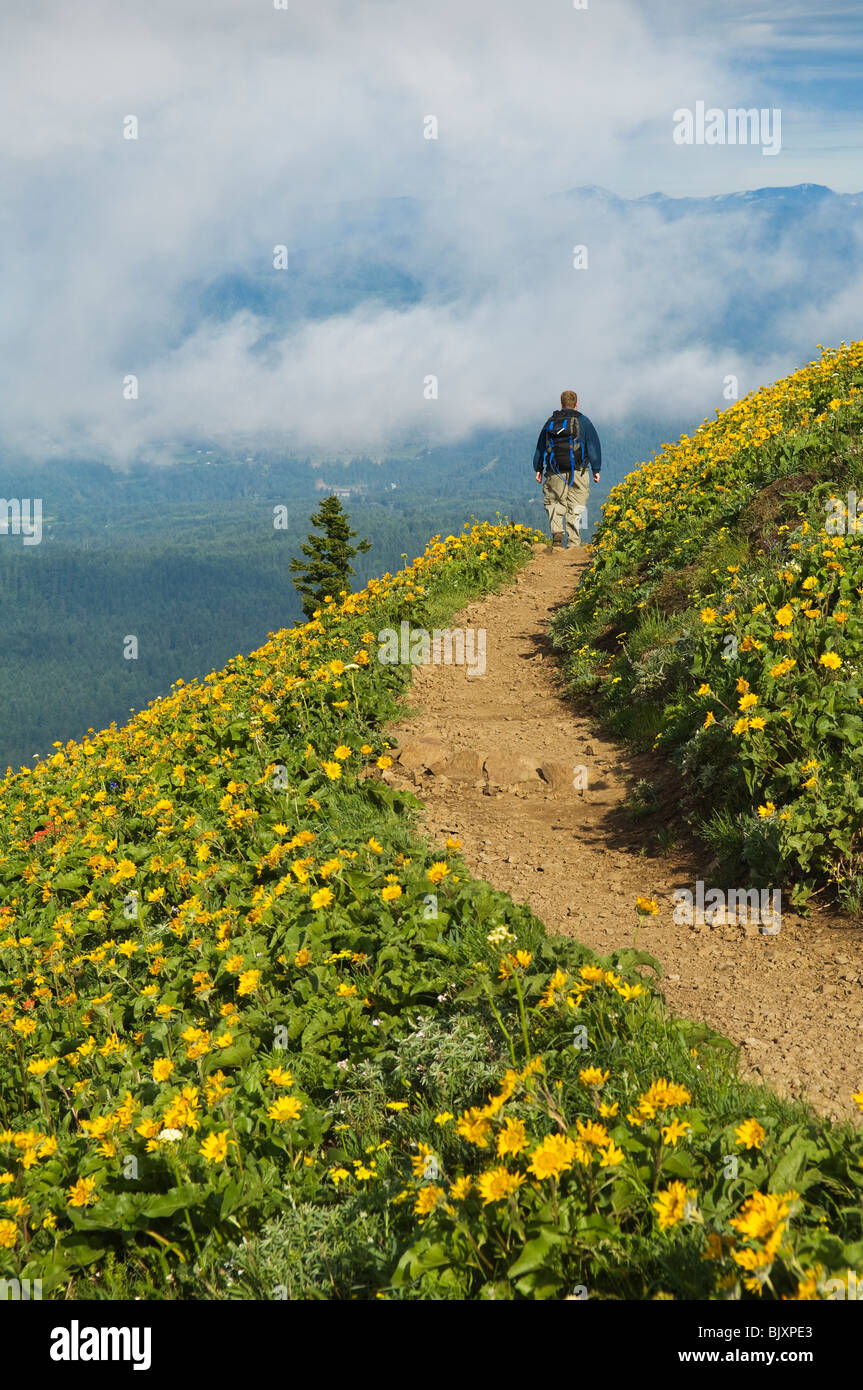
[0,0,860,464]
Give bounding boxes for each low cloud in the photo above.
[0,0,860,464]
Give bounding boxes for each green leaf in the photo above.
[138,1184,206,1219]
[611,948,662,978]
[514,1271,563,1299]
[65,1183,207,1232]
[203,1038,255,1072]
[53,871,88,892]
[300,1013,342,1051]
[507,1227,564,1277]
[56,1238,107,1269]
[392,1240,451,1286]
[660,1150,700,1179]
[769,1140,822,1193]
[574,1213,618,1243]
[609,1177,642,1214]
[219,1181,245,1219]
[453,980,487,1002]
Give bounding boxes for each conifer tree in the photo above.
[290,495,372,619]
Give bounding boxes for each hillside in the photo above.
[381,548,863,1121]
[1,508,862,1301]
[0,416,682,772]
[552,340,863,911]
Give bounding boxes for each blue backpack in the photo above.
[542,412,586,485]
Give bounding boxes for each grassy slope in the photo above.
[0,518,861,1303]
[551,341,863,911]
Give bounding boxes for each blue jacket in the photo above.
[533,408,601,481]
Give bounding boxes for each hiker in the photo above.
[532,390,601,547]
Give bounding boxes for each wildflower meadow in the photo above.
[554,341,863,910]
[1,492,862,1301]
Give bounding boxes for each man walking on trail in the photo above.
[533,390,601,548]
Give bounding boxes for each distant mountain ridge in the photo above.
[558,182,863,211]
[184,182,863,334]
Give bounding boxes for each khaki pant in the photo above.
[542,469,590,545]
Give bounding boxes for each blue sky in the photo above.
[644,0,863,194]
[0,0,861,461]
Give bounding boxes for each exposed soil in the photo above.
[738,471,820,549]
[385,542,863,1122]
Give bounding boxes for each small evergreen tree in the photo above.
[290,495,372,619]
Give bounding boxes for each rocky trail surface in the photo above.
[385,543,863,1121]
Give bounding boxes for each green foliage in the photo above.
[551,340,863,894]
[2,511,861,1303]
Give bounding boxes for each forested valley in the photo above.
[0,416,683,770]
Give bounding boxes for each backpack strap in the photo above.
[567,415,582,485]
[542,417,556,474]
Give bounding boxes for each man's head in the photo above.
[560,389,578,410]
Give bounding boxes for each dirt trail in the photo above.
[385,543,863,1122]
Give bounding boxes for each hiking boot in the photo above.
[551,532,565,548]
